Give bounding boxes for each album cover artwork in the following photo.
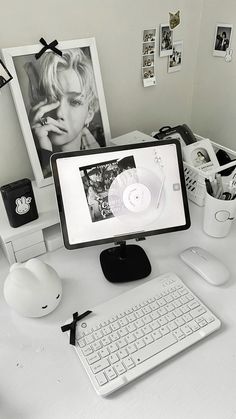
[80,156,136,222]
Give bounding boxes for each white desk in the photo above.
[1,201,236,419]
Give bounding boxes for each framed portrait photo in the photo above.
[213,23,233,57]
[159,24,173,57]
[183,139,220,173]
[168,41,183,73]
[0,59,12,88]
[2,38,111,187]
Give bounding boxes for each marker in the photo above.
[205,178,213,196]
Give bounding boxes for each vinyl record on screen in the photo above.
[108,167,165,227]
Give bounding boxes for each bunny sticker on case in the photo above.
[15,196,32,215]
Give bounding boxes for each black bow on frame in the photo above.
[61,311,92,346]
[35,37,62,59]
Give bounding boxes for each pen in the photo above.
[205,178,213,196]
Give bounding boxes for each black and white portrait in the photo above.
[160,24,173,57]
[2,39,111,187]
[0,59,12,88]
[213,24,233,57]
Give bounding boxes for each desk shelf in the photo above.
[0,182,61,264]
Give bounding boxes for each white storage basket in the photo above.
[184,135,236,206]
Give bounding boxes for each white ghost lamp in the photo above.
[4,258,62,317]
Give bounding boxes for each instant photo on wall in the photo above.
[142,29,157,87]
[0,59,12,88]
[168,41,183,73]
[159,24,173,57]
[213,23,233,57]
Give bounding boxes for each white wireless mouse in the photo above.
[179,246,230,286]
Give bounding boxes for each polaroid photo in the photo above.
[168,41,183,73]
[183,139,220,172]
[160,24,173,57]
[143,29,156,43]
[213,23,233,57]
[0,59,12,88]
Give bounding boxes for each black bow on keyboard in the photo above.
[61,311,92,346]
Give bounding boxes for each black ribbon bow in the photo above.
[61,311,92,346]
[35,38,62,60]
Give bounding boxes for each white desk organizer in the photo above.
[184,135,236,206]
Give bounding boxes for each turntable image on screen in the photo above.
[79,154,165,226]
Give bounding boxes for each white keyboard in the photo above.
[69,272,221,396]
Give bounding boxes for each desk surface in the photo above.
[1,202,236,419]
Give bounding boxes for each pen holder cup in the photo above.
[203,191,236,237]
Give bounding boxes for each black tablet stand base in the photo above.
[100,241,151,283]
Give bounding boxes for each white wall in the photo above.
[191,0,236,150]
[0,0,203,185]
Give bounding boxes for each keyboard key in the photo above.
[117,338,127,349]
[100,347,110,357]
[92,341,102,351]
[190,306,207,318]
[77,338,86,348]
[133,334,177,365]
[126,334,136,344]
[123,356,135,370]
[108,343,118,353]
[136,339,146,349]
[168,321,178,331]
[110,332,120,341]
[119,327,128,337]
[91,358,110,374]
[152,330,162,340]
[188,320,200,331]
[143,334,154,345]
[87,352,101,365]
[103,325,112,335]
[117,348,128,359]
[114,361,126,375]
[93,330,103,340]
[127,323,136,333]
[95,372,108,386]
[101,336,111,346]
[172,328,185,340]
[181,325,192,336]
[85,334,94,345]
[82,346,93,356]
[160,325,170,335]
[183,313,192,323]
[134,329,144,339]
[127,343,137,354]
[108,353,119,364]
[105,366,117,380]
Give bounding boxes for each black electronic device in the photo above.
[153,123,197,146]
[51,139,190,283]
[0,178,38,228]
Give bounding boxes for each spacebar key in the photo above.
[133,334,177,365]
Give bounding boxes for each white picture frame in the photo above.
[2,38,111,188]
[213,23,233,57]
[183,139,220,173]
[159,24,173,57]
[168,41,183,73]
